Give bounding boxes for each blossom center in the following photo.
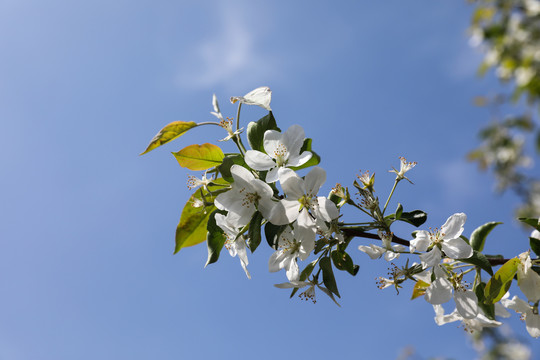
[219,118,235,136]
[279,236,300,255]
[273,143,288,166]
[239,187,261,207]
[429,228,445,246]
[298,194,316,211]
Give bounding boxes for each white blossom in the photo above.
[244,125,312,183]
[517,251,540,303]
[410,213,473,268]
[268,224,315,281]
[214,165,275,227]
[433,305,501,333]
[389,157,416,183]
[268,167,338,228]
[501,295,540,338]
[230,86,272,111]
[358,243,405,261]
[215,213,251,279]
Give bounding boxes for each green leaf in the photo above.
[246,112,280,152]
[331,250,356,276]
[475,282,495,319]
[397,210,427,227]
[172,143,225,171]
[175,197,216,254]
[205,210,227,266]
[319,257,340,298]
[484,258,519,304]
[140,121,198,155]
[530,237,540,257]
[459,250,493,276]
[174,178,228,254]
[314,239,326,254]
[217,154,247,182]
[470,222,502,252]
[518,217,540,231]
[248,211,263,253]
[264,223,286,249]
[289,138,321,171]
[395,203,403,220]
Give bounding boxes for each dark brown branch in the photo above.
[341,228,410,246]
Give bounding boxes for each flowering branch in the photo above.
[141,86,540,339]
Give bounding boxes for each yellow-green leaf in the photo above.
[411,280,429,300]
[484,258,519,304]
[172,143,225,171]
[175,178,229,253]
[140,121,198,155]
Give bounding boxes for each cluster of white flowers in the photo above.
[163,86,540,340]
[208,88,340,290]
[359,210,540,337]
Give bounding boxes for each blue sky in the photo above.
[1,1,539,359]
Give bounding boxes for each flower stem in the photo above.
[234,103,247,154]
[382,179,399,216]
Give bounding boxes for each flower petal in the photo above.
[304,167,326,196]
[285,258,300,281]
[419,246,442,268]
[263,130,283,158]
[287,151,312,167]
[441,237,473,259]
[244,150,275,171]
[454,290,479,319]
[268,199,299,225]
[230,86,272,111]
[525,311,540,338]
[282,124,306,156]
[440,213,466,240]
[425,277,453,305]
[265,167,280,183]
[358,244,386,259]
[434,306,461,326]
[316,197,339,222]
[518,252,540,303]
[410,231,430,252]
[279,168,305,199]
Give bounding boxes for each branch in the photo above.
[341,228,410,246]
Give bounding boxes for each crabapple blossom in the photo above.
[274,279,341,306]
[417,265,479,319]
[410,213,473,268]
[214,165,275,227]
[501,295,540,338]
[230,86,272,111]
[433,304,502,333]
[268,224,315,281]
[389,157,417,183]
[244,125,312,183]
[358,243,406,261]
[215,213,251,279]
[267,167,338,227]
[517,251,540,303]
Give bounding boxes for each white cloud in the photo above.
[176,2,276,91]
